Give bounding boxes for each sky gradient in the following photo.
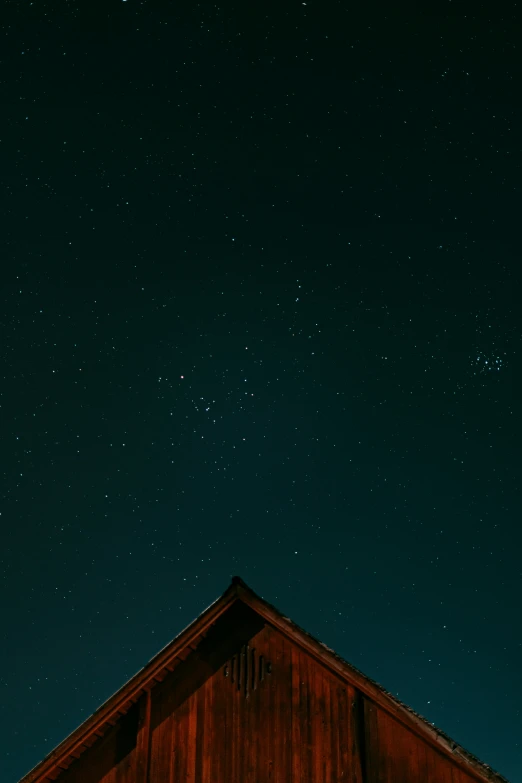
[1,1,520,781]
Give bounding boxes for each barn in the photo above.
[19,576,508,783]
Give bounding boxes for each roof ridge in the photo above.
[18,576,510,783]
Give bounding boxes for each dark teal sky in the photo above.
[1,1,520,781]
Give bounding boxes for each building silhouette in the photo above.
[19,576,508,783]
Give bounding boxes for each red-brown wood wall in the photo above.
[55,621,482,783]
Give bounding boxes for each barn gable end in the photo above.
[18,577,509,783]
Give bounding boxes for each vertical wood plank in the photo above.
[151,686,173,783]
[273,632,282,783]
[177,700,188,783]
[266,627,274,781]
[380,710,392,783]
[313,663,323,783]
[338,684,350,780]
[279,634,291,783]
[406,729,420,780]
[135,690,151,783]
[194,685,204,783]
[363,699,378,783]
[231,659,238,783]
[212,670,224,783]
[255,633,268,783]
[165,711,174,783]
[323,672,332,783]
[426,737,437,783]
[300,649,310,783]
[329,680,339,783]
[389,711,410,783]
[440,755,456,783]
[201,680,211,783]
[186,692,197,783]
[172,705,180,783]
[349,687,363,783]
[416,731,428,783]
[243,647,253,783]
[223,660,232,783]
[291,644,302,781]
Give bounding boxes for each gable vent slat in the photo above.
[224,645,272,698]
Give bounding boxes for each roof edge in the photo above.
[18,576,510,783]
[18,578,243,783]
[233,578,509,783]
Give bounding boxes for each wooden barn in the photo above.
[19,576,508,783]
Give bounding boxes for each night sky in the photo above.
[1,1,520,781]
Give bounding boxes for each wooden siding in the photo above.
[52,617,483,783]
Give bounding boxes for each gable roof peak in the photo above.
[18,576,510,783]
